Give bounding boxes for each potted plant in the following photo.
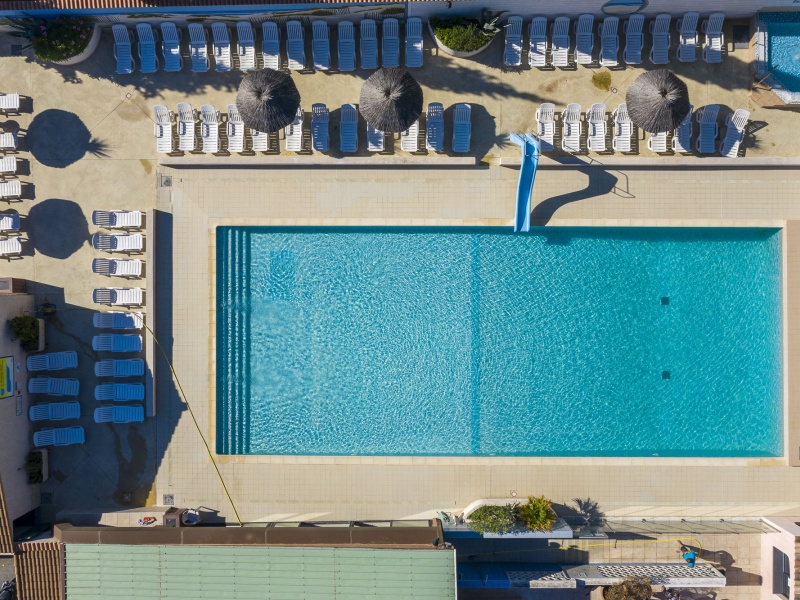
[518,495,557,532]
[8,15,102,66]
[23,450,47,484]
[8,315,40,352]
[604,577,652,600]
[467,502,518,535]
[429,9,503,58]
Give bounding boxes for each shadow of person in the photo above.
[27,198,90,258]
[27,109,109,168]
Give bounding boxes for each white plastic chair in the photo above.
[311,104,329,153]
[647,131,668,153]
[623,15,644,64]
[200,104,220,154]
[528,18,548,68]
[287,21,305,70]
[649,14,671,65]
[599,17,619,67]
[236,22,256,72]
[401,120,419,153]
[382,18,400,68]
[95,358,145,377]
[452,104,471,153]
[93,312,144,330]
[361,19,378,69]
[561,103,582,153]
[338,21,356,71]
[425,102,444,152]
[676,12,699,63]
[161,22,182,72]
[211,22,232,72]
[611,104,633,153]
[340,104,358,153]
[177,102,195,152]
[586,103,607,152]
[261,22,281,70]
[405,18,423,68]
[702,13,725,64]
[535,103,555,152]
[695,104,720,154]
[504,16,523,67]
[312,21,330,70]
[153,105,173,154]
[188,24,209,72]
[551,17,571,68]
[284,107,303,152]
[112,25,135,74]
[671,105,694,153]
[136,24,159,73]
[575,14,594,65]
[720,109,749,158]
[92,334,143,353]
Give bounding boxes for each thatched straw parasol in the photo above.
[359,68,423,133]
[236,68,301,133]
[625,69,691,133]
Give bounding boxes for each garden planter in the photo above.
[427,21,495,58]
[53,24,101,66]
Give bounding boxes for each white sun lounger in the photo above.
[284,107,304,152]
[0,93,18,116]
[92,233,143,253]
[28,377,79,397]
[720,109,749,158]
[177,102,195,152]
[361,19,379,70]
[0,237,21,257]
[27,351,78,372]
[561,103,582,153]
[611,104,633,153]
[647,131,668,153]
[0,180,22,200]
[93,287,143,307]
[702,13,725,64]
[671,104,694,153]
[93,311,144,331]
[367,123,384,152]
[504,16,523,67]
[211,22,232,72]
[226,104,245,153]
[34,426,84,447]
[200,104,220,154]
[338,21,356,71]
[600,17,619,67]
[95,382,145,402]
[535,103,555,151]
[528,18,548,68]
[340,104,358,153]
[405,18,423,68]
[312,21,330,70]
[426,102,444,152]
[575,14,594,65]
[153,105,173,154]
[92,210,142,229]
[95,358,145,378]
[452,103,471,153]
[0,157,15,176]
[188,24,209,72]
[382,18,400,68]
[136,24,159,73]
[113,25,135,74]
[551,17,571,68]
[92,258,142,278]
[161,22,182,72]
[695,104,720,154]
[287,21,305,71]
[0,213,20,232]
[0,132,18,151]
[261,22,281,70]
[623,15,644,64]
[649,14,671,65]
[94,405,144,424]
[30,401,80,421]
[93,334,143,353]
[586,103,607,152]
[676,12,699,63]
[401,120,419,153]
[311,104,329,153]
[236,22,256,72]
[250,129,270,152]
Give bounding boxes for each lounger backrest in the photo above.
[602,17,618,37]
[263,22,279,42]
[341,104,357,123]
[201,105,218,124]
[563,103,581,122]
[614,103,630,123]
[312,103,329,122]
[698,105,720,123]
[189,23,206,45]
[177,103,194,123]
[553,17,570,38]
[576,15,593,34]
[705,13,725,34]
[313,21,328,41]
[731,109,749,132]
[212,22,229,43]
[288,21,303,40]
[361,19,377,39]
[153,105,171,124]
[652,15,671,34]
[679,12,699,33]
[228,104,243,123]
[137,24,156,45]
[339,21,354,41]
[161,23,180,44]
[407,18,422,39]
[237,22,254,43]
[626,15,644,35]
[384,18,399,38]
[506,16,523,38]
[530,17,547,39]
[113,24,131,46]
[427,102,444,122]
[589,103,606,122]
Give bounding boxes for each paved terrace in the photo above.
[0,20,799,545]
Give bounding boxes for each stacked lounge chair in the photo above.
[287,21,305,70]
[236,22,256,72]
[93,311,144,330]
[599,17,619,67]
[284,107,304,152]
[136,24,159,73]
[161,22,182,72]
[367,123,384,152]
[535,103,555,151]
[0,237,22,257]
[95,358,145,378]
[0,132,18,151]
[676,12,699,63]
[94,405,144,424]
[0,213,20,233]
[211,23,232,72]
[33,426,84,447]
[405,18,424,68]
[0,180,22,200]
[649,14,671,65]
[340,104,358,153]
[200,104,220,154]
[29,401,80,421]
[312,21,330,71]
[528,18,548,68]
[262,22,281,70]
[574,14,594,65]
[382,18,400,68]
[92,334,143,353]
[702,13,725,64]
[551,17,571,68]
[561,103,582,153]
[623,15,644,64]
[720,109,749,158]
[452,104,471,153]
[425,102,444,152]
[28,377,79,397]
[113,25,135,74]
[671,105,694,153]
[0,157,16,176]
[338,22,356,71]
[27,351,78,372]
[504,16,523,67]
[189,24,209,72]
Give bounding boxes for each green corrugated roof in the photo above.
[65,545,455,600]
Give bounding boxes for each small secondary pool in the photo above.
[216,227,783,457]
[761,12,800,94]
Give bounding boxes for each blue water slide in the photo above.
[509,133,541,233]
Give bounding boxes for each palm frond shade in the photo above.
[359,68,423,133]
[236,68,301,133]
[625,69,691,133]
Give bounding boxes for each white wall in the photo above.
[762,518,800,600]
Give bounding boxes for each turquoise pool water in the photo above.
[216,227,783,457]
[763,12,800,92]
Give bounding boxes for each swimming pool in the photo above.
[216,227,783,457]
[759,12,800,101]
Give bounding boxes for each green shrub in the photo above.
[518,495,556,532]
[431,17,494,53]
[604,577,652,600]
[8,315,39,352]
[9,16,94,63]
[23,451,43,484]
[467,503,518,535]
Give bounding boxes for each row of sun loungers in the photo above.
[0,116,22,259]
[505,12,724,68]
[536,102,749,157]
[114,18,423,74]
[32,407,142,446]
